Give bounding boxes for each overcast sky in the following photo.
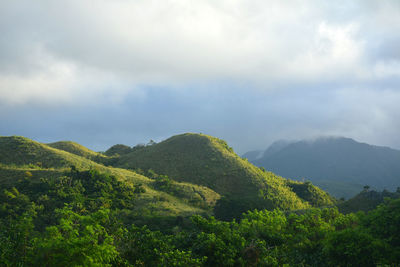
[1,0,400,153]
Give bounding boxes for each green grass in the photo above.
[0,164,217,218]
[107,167,221,213]
[0,136,104,170]
[47,141,106,160]
[104,144,134,156]
[285,179,335,207]
[0,167,66,186]
[0,135,221,219]
[0,134,334,220]
[112,133,333,213]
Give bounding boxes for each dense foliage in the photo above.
[1,169,399,266]
[1,135,399,266]
[339,188,400,214]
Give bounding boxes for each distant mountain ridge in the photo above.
[245,137,400,198]
[241,150,263,162]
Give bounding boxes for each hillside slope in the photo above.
[250,137,400,198]
[0,136,104,169]
[0,136,220,221]
[47,141,106,161]
[112,133,334,218]
[338,189,400,214]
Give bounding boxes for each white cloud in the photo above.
[285,22,366,81]
[374,60,400,78]
[0,46,141,106]
[4,0,399,105]
[1,0,400,153]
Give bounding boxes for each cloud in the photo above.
[2,0,399,103]
[0,0,400,152]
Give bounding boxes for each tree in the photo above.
[31,207,118,266]
[324,228,385,267]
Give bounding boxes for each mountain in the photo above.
[241,150,263,161]
[248,137,400,199]
[261,140,294,158]
[109,133,334,219]
[241,140,293,167]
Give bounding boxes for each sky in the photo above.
[1,0,400,154]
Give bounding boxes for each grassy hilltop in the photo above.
[0,134,333,220]
[0,136,103,169]
[110,133,334,219]
[0,136,220,223]
[47,140,106,161]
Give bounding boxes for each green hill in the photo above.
[104,144,134,156]
[0,134,334,221]
[0,136,221,222]
[111,133,334,219]
[0,136,103,170]
[285,179,334,207]
[2,134,400,266]
[47,141,106,161]
[338,188,400,214]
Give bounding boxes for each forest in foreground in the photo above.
[0,134,399,266]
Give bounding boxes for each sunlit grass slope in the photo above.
[285,179,335,207]
[113,133,334,214]
[47,141,106,160]
[0,136,220,219]
[0,136,103,169]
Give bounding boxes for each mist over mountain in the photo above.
[240,150,263,162]
[246,137,400,199]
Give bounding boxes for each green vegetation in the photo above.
[338,188,400,214]
[1,173,399,266]
[104,144,135,156]
[0,136,103,170]
[111,133,333,220]
[285,180,334,207]
[47,140,107,161]
[1,134,399,266]
[0,136,220,223]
